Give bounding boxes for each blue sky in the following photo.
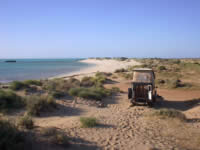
[0,0,200,58]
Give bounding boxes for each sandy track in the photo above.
[33,77,200,150]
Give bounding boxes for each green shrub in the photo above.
[122,73,133,80]
[26,95,56,116]
[0,119,25,150]
[167,79,191,89]
[17,114,34,129]
[158,66,167,71]
[81,74,107,87]
[111,87,120,93]
[95,72,112,77]
[54,133,68,146]
[10,81,28,90]
[24,80,42,86]
[69,87,111,100]
[43,78,80,92]
[41,127,57,136]
[0,90,24,112]
[114,68,127,73]
[80,117,97,128]
[151,109,186,121]
[50,91,65,98]
[41,127,68,146]
[81,77,95,87]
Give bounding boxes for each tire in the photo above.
[147,101,153,107]
[153,91,157,102]
[128,88,132,99]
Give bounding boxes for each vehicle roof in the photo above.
[133,68,153,71]
[132,69,154,83]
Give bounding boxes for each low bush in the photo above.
[111,87,120,93]
[81,73,107,87]
[95,72,112,77]
[80,117,97,128]
[24,80,42,86]
[69,87,111,101]
[0,119,25,150]
[26,95,56,116]
[114,68,127,73]
[10,81,28,90]
[158,66,167,71]
[167,79,191,89]
[50,91,65,98]
[151,109,186,121]
[0,90,24,112]
[81,77,95,87]
[41,127,69,146]
[17,114,34,129]
[43,78,80,92]
[41,127,57,136]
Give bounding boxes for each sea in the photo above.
[0,59,92,83]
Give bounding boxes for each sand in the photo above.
[35,75,200,150]
[53,59,141,79]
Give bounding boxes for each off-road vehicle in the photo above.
[128,68,157,106]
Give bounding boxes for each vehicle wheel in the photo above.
[153,91,157,102]
[128,88,132,99]
[130,101,136,107]
[147,101,153,107]
[153,96,156,102]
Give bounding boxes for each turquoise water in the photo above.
[0,59,91,83]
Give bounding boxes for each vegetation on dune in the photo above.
[80,117,97,128]
[69,87,111,101]
[10,80,42,91]
[24,80,42,86]
[0,90,24,112]
[151,109,186,121]
[133,58,200,89]
[158,65,167,71]
[110,87,120,93]
[80,72,108,87]
[119,72,133,80]
[0,119,25,150]
[26,95,57,116]
[17,114,34,129]
[43,78,80,98]
[114,68,127,73]
[41,127,69,146]
[10,81,29,90]
[81,76,95,87]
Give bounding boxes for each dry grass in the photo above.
[134,58,200,90]
[17,114,34,129]
[0,90,25,113]
[145,109,200,150]
[149,109,186,121]
[40,127,69,146]
[80,117,97,128]
[0,119,25,150]
[26,95,57,116]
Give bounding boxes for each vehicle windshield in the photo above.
[132,71,153,83]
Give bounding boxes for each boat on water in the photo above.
[5,60,17,63]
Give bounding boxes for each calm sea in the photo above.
[0,59,91,83]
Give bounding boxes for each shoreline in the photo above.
[52,58,141,79]
[0,59,141,83]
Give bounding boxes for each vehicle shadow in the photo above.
[154,96,200,111]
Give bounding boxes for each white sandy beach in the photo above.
[54,59,141,79]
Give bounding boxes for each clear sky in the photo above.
[0,0,200,58]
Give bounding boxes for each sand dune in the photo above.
[54,59,141,79]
